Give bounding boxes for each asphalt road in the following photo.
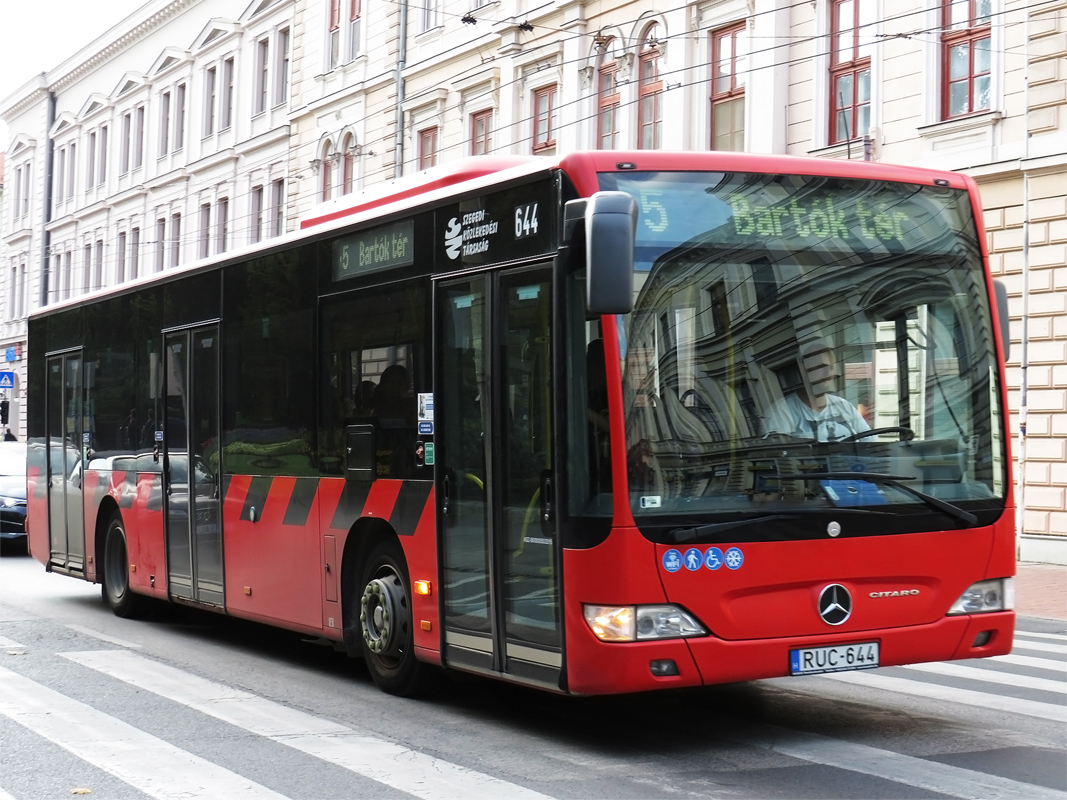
[1,549,1064,800]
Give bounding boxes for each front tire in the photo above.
[102,512,148,618]
[357,537,431,696]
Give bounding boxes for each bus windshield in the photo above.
[598,170,1005,526]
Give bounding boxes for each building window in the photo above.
[941,0,991,118]
[271,178,285,237]
[156,218,166,272]
[256,39,269,114]
[216,198,229,254]
[471,109,492,155]
[82,244,92,294]
[421,0,438,33]
[175,83,186,150]
[417,126,438,170]
[54,148,66,208]
[321,141,334,201]
[328,0,341,69]
[62,251,72,300]
[117,231,127,283]
[98,125,108,186]
[94,239,104,290]
[829,0,873,144]
[170,212,182,268]
[133,106,145,169]
[205,66,217,136]
[348,1,361,60]
[250,186,264,244]
[711,23,746,151]
[276,28,290,105]
[199,203,211,259]
[130,227,140,280]
[638,26,663,150]
[597,41,619,150]
[342,134,355,195]
[222,57,235,129]
[87,131,97,189]
[532,84,557,152]
[121,114,131,173]
[160,91,171,156]
[67,143,76,200]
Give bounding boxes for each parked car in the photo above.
[0,442,27,551]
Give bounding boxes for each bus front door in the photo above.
[163,326,223,607]
[45,352,85,574]
[437,264,562,688]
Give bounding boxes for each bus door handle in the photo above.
[540,470,554,524]
[441,471,453,521]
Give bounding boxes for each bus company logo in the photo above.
[869,589,920,598]
[444,218,463,259]
[444,209,500,260]
[817,584,852,626]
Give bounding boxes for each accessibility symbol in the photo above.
[725,547,744,570]
[683,548,703,571]
[663,549,682,573]
[704,547,724,570]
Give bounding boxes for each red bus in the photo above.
[26,151,1016,697]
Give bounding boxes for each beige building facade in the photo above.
[4,0,1065,561]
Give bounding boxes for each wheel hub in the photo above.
[360,577,399,655]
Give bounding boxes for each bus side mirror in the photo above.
[993,279,1010,361]
[584,191,636,315]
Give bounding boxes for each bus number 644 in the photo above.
[515,203,539,239]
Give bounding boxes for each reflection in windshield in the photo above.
[601,171,1004,519]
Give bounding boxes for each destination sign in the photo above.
[333,219,414,281]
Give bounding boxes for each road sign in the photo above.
[0,372,14,390]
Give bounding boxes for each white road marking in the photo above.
[993,653,1067,673]
[65,623,142,648]
[1015,631,1067,643]
[826,670,1067,722]
[901,660,1066,694]
[1012,639,1067,655]
[0,636,26,648]
[725,722,1067,800]
[64,649,555,800]
[0,666,290,800]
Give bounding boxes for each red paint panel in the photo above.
[399,485,439,654]
[225,476,322,629]
[657,531,998,641]
[362,479,402,520]
[128,472,167,598]
[26,467,49,563]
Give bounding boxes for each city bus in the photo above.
[25,150,1016,697]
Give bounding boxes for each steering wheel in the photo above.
[841,426,914,442]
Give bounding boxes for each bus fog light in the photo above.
[947,578,1014,615]
[635,605,705,640]
[583,605,635,641]
[649,659,679,677]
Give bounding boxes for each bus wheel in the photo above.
[102,512,147,619]
[357,538,429,696]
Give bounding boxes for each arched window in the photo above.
[596,37,619,150]
[321,140,334,202]
[342,133,355,195]
[637,24,663,150]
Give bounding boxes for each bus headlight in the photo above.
[947,578,1014,615]
[583,604,705,642]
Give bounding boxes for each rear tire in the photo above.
[102,512,148,618]
[356,537,432,696]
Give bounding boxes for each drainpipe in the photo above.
[40,88,56,307]
[394,0,408,179]
[1015,10,1031,555]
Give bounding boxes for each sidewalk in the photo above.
[1015,562,1066,621]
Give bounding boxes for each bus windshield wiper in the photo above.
[666,510,888,544]
[777,472,978,528]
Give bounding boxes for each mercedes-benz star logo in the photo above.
[818,584,852,626]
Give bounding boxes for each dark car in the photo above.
[0,442,27,551]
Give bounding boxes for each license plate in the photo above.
[790,642,879,675]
